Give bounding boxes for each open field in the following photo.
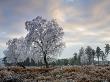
[0,65,110,82]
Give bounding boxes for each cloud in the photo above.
[0,0,110,58]
[14,0,45,16]
[48,0,110,50]
[0,12,3,21]
[0,19,27,49]
[51,9,65,22]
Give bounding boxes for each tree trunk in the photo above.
[93,56,95,65]
[17,63,26,69]
[44,53,49,68]
[102,57,104,65]
[98,57,99,65]
[89,59,91,65]
[92,57,94,65]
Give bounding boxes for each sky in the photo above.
[0,0,110,59]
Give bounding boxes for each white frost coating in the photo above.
[15,37,28,62]
[4,38,28,64]
[25,16,64,63]
[4,16,64,64]
[79,47,88,64]
[81,54,88,64]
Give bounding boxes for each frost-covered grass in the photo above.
[0,65,110,82]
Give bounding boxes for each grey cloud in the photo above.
[0,0,110,58]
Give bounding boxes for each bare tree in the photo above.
[25,16,64,68]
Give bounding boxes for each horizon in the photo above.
[0,0,110,60]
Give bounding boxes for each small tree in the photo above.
[4,38,19,65]
[78,47,85,65]
[25,16,64,68]
[91,49,96,64]
[64,59,69,65]
[4,38,27,67]
[96,46,101,65]
[100,51,106,65]
[2,57,8,66]
[73,53,78,65]
[85,46,93,65]
[104,44,110,59]
[69,57,75,65]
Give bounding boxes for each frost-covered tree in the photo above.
[4,37,27,65]
[25,16,64,68]
[15,37,28,62]
[78,47,88,65]
[4,38,18,65]
[78,47,85,65]
[81,53,88,65]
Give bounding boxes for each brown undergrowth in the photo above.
[0,65,110,82]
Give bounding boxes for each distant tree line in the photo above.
[3,44,110,66]
[50,44,110,66]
